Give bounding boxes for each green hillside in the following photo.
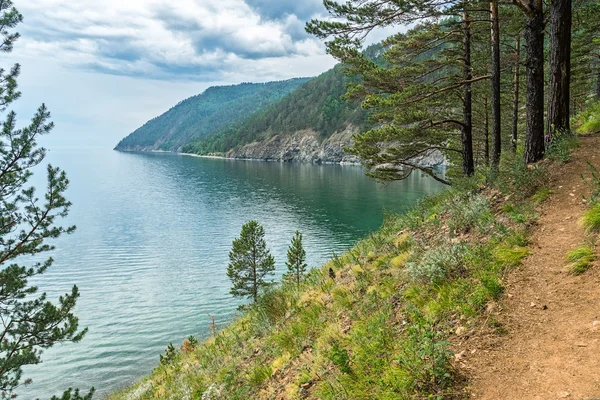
[181,66,367,155]
[114,78,311,152]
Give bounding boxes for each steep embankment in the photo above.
[114,78,311,152]
[461,136,600,399]
[180,66,367,164]
[111,138,580,399]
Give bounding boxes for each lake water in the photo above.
[19,148,444,398]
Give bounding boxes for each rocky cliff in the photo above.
[225,128,447,167]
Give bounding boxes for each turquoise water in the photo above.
[20,149,444,398]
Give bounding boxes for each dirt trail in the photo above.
[462,136,600,400]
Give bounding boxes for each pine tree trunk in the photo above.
[462,13,475,176]
[512,36,521,153]
[484,96,490,165]
[596,62,600,100]
[547,0,572,139]
[523,1,546,164]
[490,0,502,170]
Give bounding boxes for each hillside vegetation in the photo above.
[181,66,366,156]
[114,78,311,152]
[108,134,582,399]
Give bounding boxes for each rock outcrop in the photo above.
[226,128,448,167]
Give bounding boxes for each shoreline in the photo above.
[115,148,364,166]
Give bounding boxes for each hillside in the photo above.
[108,130,600,400]
[181,66,366,159]
[114,78,311,152]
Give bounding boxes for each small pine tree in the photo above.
[284,231,307,288]
[227,221,275,302]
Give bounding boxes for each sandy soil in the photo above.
[459,136,600,400]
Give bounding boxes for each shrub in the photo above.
[573,100,600,135]
[566,245,595,275]
[546,132,578,163]
[328,342,353,375]
[443,194,493,234]
[406,243,468,284]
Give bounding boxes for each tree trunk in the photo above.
[523,0,545,164]
[490,0,502,170]
[596,62,600,100]
[484,96,490,165]
[462,13,475,176]
[512,36,521,153]
[547,0,572,139]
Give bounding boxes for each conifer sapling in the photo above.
[227,221,275,302]
[284,231,307,288]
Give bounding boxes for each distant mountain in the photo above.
[181,65,366,156]
[114,78,312,152]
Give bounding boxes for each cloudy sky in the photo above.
[8,0,393,149]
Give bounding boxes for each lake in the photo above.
[20,148,444,398]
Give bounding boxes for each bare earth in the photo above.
[460,136,600,400]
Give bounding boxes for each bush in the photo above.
[406,243,468,284]
[573,100,600,135]
[444,194,494,234]
[546,132,578,163]
[566,245,595,275]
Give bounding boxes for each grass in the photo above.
[108,155,550,400]
[566,245,595,275]
[580,202,600,233]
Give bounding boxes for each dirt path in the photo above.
[460,136,600,400]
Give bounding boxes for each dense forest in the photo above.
[181,65,367,155]
[114,78,311,152]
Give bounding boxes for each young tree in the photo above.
[284,231,307,288]
[227,221,275,303]
[0,2,92,398]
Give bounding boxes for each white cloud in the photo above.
[16,0,333,81]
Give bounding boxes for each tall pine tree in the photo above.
[0,2,92,398]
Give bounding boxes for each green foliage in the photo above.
[48,388,95,400]
[443,194,494,234]
[546,132,578,163]
[493,245,529,268]
[116,78,311,151]
[581,203,600,233]
[283,231,308,288]
[0,2,91,398]
[574,100,600,135]
[566,245,595,275]
[328,342,352,375]
[248,364,272,387]
[159,343,177,365]
[183,67,365,155]
[406,243,468,284]
[227,221,275,302]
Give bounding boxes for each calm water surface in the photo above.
[20,148,444,398]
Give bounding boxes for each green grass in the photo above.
[574,100,600,135]
[580,202,600,233]
[108,152,550,400]
[566,245,595,275]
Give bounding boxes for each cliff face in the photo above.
[225,128,448,167]
[226,128,360,164]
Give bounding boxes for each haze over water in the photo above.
[20,148,444,398]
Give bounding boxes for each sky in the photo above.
[8,0,396,149]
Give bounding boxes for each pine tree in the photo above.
[227,221,275,302]
[284,231,307,288]
[0,2,92,398]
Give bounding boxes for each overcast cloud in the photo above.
[7,0,398,148]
